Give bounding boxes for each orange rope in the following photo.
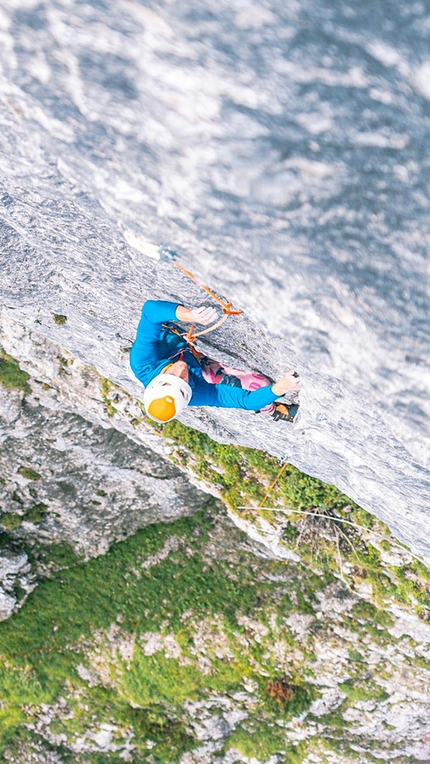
[173,261,242,343]
[258,462,288,508]
[183,313,230,343]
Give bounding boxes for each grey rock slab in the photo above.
[0,549,35,618]
[0,549,29,583]
[0,316,215,567]
[0,388,210,558]
[0,587,16,621]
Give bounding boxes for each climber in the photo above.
[129,300,301,424]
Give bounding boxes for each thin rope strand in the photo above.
[174,262,241,312]
[185,313,230,342]
[172,262,242,343]
[258,462,288,508]
[237,506,425,564]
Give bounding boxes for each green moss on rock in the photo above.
[52,314,68,325]
[100,378,118,417]
[0,513,23,530]
[17,466,42,481]
[24,503,48,525]
[0,349,31,394]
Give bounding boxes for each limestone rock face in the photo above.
[0,3,429,553]
[1,315,430,761]
[0,384,209,560]
[0,588,16,621]
[2,508,430,764]
[0,314,213,617]
[0,549,34,620]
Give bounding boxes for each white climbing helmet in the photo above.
[143,373,192,423]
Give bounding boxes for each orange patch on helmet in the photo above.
[147,395,177,422]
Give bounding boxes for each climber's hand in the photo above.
[177,306,219,325]
[271,370,301,397]
[189,306,219,325]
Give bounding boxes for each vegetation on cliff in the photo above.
[1,350,430,763]
[0,348,31,394]
[2,503,429,764]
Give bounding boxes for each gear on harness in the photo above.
[161,324,206,361]
[271,402,300,422]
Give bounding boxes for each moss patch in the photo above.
[100,377,118,417]
[24,503,49,525]
[0,349,31,394]
[0,507,321,759]
[0,513,23,530]
[154,419,353,514]
[148,418,430,626]
[52,314,68,325]
[17,466,42,481]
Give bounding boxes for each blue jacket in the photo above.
[130,300,279,411]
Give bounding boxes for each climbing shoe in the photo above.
[272,402,299,422]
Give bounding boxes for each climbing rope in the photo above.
[258,462,288,508]
[250,461,424,564]
[240,506,425,565]
[172,261,242,344]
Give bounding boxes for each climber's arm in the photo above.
[189,370,300,411]
[143,300,182,328]
[190,378,279,411]
[130,300,181,366]
[130,301,219,368]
